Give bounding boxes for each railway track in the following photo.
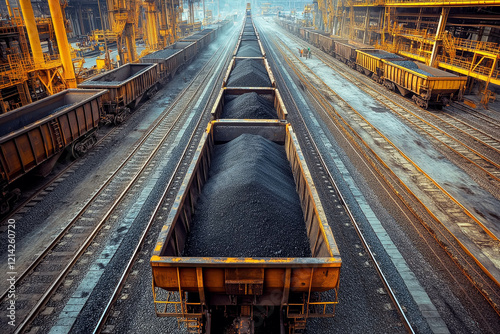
[448,101,500,129]
[25,27,238,334]
[261,20,500,324]
[0,36,234,333]
[281,32,500,187]
[90,37,236,334]
[259,24,414,333]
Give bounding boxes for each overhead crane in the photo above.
[0,0,76,112]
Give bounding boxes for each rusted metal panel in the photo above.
[79,63,158,109]
[0,89,106,186]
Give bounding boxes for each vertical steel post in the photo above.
[48,0,77,87]
[429,7,449,68]
[18,0,45,66]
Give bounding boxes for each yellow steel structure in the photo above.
[145,1,160,52]
[105,0,183,61]
[48,0,77,88]
[0,0,75,110]
[314,1,500,105]
[18,0,44,66]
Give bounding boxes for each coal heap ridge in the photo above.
[391,60,434,77]
[183,134,311,258]
[227,58,271,88]
[236,40,261,57]
[221,92,277,119]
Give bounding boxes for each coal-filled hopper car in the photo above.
[78,63,158,124]
[0,89,106,213]
[150,120,341,333]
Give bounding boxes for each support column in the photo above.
[18,0,44,66]
[363,7,370,44]
[202,0,205,25]
[188,0,194,25]
[125,24,136,63]
[78,5,85,35]
[146,3,158,50]
[48,0,77,88]
[429,7,449,68]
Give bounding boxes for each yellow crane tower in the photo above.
[314,0,335,33]
[107,0,182,62]
[108,0,142,65]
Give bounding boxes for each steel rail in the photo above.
[91,29,238,334]
[269,24,500,316]
[259,26,415,334]
[9,39,230,334]
[450,102,500,129]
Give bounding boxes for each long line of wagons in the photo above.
[279,20,467,109]
[0,22,231,214]
[150,13,342,334]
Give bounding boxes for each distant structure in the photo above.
[310,1,500,104]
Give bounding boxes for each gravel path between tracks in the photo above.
[184,134,311,257]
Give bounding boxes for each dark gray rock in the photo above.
[222,92,277,119]
[184,134,311,257]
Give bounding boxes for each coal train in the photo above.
[0,22,231,214]
[279,21,467,109]
[150,14,342,334]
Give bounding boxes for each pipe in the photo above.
[48,0,77,88]
[18,0,45,66]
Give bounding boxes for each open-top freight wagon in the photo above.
[180,29,217,51]
[277,19,467,108]
[355,49,405,82]
[150,120,341,333]
[382,60,467,108]
[211,88,287,120]
[79,63,158,124]
[0,89,106,214]
[140,41,195,86]
[223,57,276,88]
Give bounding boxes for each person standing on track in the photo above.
[300,48,303,57]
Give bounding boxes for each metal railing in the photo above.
[438,55,500,79]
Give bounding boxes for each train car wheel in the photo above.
[72,142,87,158]
[1,188,20,215]
[114,112,126,125]
[0,198,9,215]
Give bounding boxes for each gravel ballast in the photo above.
[221,92,277,119]
[227,58,271,87]
[183,134,311,257]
